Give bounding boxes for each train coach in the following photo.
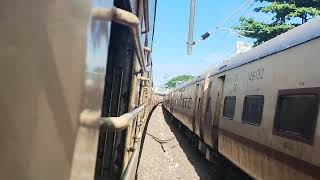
[163,17,320,180]
[0,0,157,180]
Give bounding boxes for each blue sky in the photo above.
[152,0,270,87]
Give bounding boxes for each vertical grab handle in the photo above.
[92,7,147,75]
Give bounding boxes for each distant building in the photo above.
[236,41,252,54]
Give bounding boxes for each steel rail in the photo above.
[92,7,147,74]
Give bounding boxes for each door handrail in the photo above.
[92,7,147,74]
[80,103,146,131]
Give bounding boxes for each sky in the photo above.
[152,0,270,87]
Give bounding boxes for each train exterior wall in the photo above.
[0,0,110,180]
[0,0,158,179]
[194,81,205,138]
[168,82,201,131]
[218,37,320,179]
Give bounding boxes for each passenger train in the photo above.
[163,18,320,180]
[0,0,158,180]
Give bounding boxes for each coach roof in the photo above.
[169,17,320,94]
[211,17,320,76]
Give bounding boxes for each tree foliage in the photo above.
[235,0,320,46]
[165,75,194,88]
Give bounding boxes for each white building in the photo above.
[236,41,252,54]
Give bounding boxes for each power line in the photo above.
[218,0,253,28]
[201,1,255,59]
[195,0,254,44]
[185,1,256,75]
[208,1,255,50]
[195,1,255,71]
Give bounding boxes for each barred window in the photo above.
[273,88,320,144]
[242,95,264,125]
[223,96,236,119]
[188,98,192,109]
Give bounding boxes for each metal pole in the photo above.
[187,0,196,55]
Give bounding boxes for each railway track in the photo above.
[137,105,251,180]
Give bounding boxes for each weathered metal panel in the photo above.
[70,0,114,179]
[219,131,315,180]
[0,0,111,180]
[218,37,320,179]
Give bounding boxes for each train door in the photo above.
[193,82,203,138]
[203,80,213,147]
[200,73,211,142]
[170,92,173,113]
[192,83,199,134]
[211,76,225,147]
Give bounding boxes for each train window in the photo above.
[186,98,188,108]
[242,95,264,125]
[188,98,192,109]
[223,96,236,119]
[181,98,183,107]
[273,88,320,144]
[186,98,188,109]
[183,98,185,108]
[186,98,189,108]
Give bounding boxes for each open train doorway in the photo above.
[201,75,226,156]
[193,83,202,137]
[214,75,225,129]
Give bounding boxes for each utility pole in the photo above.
[187,0,196,55]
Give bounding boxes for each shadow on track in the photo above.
[161,105,252,180]
[161,106,219,180]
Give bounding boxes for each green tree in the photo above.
[165,75,194,88]
[235,0,320,46]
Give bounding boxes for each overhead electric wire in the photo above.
[194,1,255,70]
[185,0,256,74]
[209,1,255,50]
[195,0,253,44]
